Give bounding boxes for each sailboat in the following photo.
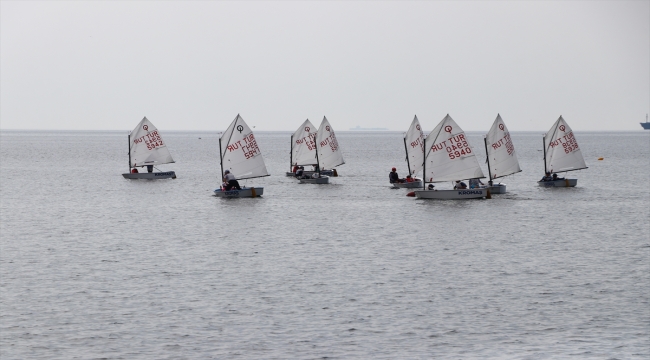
[214,114,269,197]
[483,114,521,194]
[121,117,176,179]
[539,116,587,187]
[413,114,487,199]
[300,117,345,184]
[285,120,334,177]
[393,115,424,189]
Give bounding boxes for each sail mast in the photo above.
[484,137,492,181]
[219,138,224,179]
[314,134,321,175]
[542,135,547,174]
[127,132,131,171]
[403,136,412,175]
[290,134,293,172]
[422,136,426,190]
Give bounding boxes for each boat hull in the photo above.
[122,171,176,179]
[487,183,506,194]
[537,179,577,187]
[299,176,330,184]
[392,180,423,188]
[414,189,487,200]
[286,170,334,177]
[213,187,264,198]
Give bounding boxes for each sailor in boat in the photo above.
[131,168,139,174]
[540,171,553,182]
[454,180,468,190]
[147,165,153,173]
[468,178,485,189]
[389,167,405,184]
[405,175,415,183]
[552,173,564,181]
[428,184,435,190]
[294,166,305,178]
[223,169,242,191]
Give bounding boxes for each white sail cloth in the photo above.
[220,114,269,180]
[291,119,318,166]
[485,114,521,179]
[404,115,425,176]
[316,117,345,170]
[129,117,174,167]
[544,116,587,173]
[423,114,485,182]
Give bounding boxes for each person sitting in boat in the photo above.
[428,184,435,190]
[454,180,468,189]
[389,167,404,183]
[540,171,553,181]
[405,175,415,183]
[292,165,299,173]
[131,168,139,174]
[223,169,242,190]
[552,173,564,181]
[468,178,485,189]
[147,165,153,173]
[294,166,304,178]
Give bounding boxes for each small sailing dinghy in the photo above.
[393,115,424,189]
[285,119,334,177]
[538,116,587,187]
[413,114,487,199]
[214,114,269,197]
[122,117,176,179]
[483,114,522,194]
[299,117,345,184]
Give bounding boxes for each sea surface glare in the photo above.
[1,130,648,359]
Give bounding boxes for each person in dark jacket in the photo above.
[389,167,404,183]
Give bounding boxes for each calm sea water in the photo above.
[1,129,648,359]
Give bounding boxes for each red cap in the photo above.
[392,167,396,171]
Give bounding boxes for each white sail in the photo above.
[316,117,345,170]
[220,114,269,180]
[485,114,521,179]
[544,116,587,173]
[291,119,318,166]
[129,117,174,167]
[404,115,425,176]
[423,114,485,183]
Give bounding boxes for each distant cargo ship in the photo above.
[350,126,389,131]
[641,114,650,130]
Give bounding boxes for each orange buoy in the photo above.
[598,157,604,160]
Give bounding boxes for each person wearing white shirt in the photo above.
[223,169,242,190]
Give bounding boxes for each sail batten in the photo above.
[220,115,269,180]
[404,115,425,176]
[423,115,485,183]
[316,117,345,170]
[129,117,174,168]
[543,116,587,174]
[485,114,521,180]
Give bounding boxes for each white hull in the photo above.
[299,176,330,184]
[286,170,334,177]
[392,180,423,188]
[414,188,487,200]
[213,187,264,198]
[122,171,176,179]
[538,179,578,187]
[488,183,506,194]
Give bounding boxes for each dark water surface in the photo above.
[1,130,648,359]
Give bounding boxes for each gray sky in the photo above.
[1,1,648,131]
